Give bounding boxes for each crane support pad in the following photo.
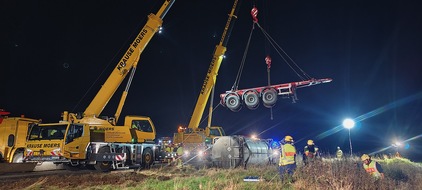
[0,163,37,174]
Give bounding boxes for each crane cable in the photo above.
[231,5,313,91]
[265,55,273,120]
[229,4,313,120]
[230,22,256,91]
[255,22,313,80]
[254,5,275,120]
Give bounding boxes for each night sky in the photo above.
[3,1,422,162]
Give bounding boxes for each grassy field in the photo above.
[139,157,422,190]
[10,156,422,190]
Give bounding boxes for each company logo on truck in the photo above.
[200,56,217,94]
[27,143,61,148]
[117,29,148,72]
[91,126,115,131]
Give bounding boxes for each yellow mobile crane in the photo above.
[24,0,175,172]
[173,0,240,167]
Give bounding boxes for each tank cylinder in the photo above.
[211,135,272,168]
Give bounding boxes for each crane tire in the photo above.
[94,146,112,172]
[142,148,153,169]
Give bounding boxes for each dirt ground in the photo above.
[0,170,172,190]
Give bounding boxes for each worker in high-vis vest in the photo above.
[165,144,174,165]
[176,143,184,167]
[279,135,297,179]
[336,146,343,159]
[361,154,384,179]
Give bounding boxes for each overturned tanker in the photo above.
[211,135,278,169]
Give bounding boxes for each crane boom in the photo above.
[187,0,240,130]
[84,0,174,118]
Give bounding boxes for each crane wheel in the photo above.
[142,148,153,169]
[94,146,112,172]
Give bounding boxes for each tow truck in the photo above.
[0,109,39,174]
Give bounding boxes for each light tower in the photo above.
[343,118,355,156]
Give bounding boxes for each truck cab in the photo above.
[0,112,39,163]
[25,122,71,163]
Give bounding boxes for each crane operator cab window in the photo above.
[131,120,153,133]
[65,124,84,144]
[209,128,225,136]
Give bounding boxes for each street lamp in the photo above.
[251,134,257,140]
[392,141,402,157]
[343,118,355,156]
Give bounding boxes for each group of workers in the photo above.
[278,135,384,181]
[164,143,184,167]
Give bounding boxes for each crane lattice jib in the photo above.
[84,0,175,117]
[187,0,241,130]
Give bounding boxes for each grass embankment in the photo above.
[24,157,422,190]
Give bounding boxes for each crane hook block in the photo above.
[251,7,259,23]
[265,55,272,69]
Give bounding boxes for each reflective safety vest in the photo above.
[177,146,183,156]
[363,161,382,178]
[279,143,296,166]
[336,150,343,158]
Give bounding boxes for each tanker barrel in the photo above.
[211,136,243,169]
[211,135,273,169]
[243,137,273,167]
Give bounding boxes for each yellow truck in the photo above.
[0,109,39,173]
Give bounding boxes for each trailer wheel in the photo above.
[94,147,112,172]
[244,90,259,110]
[225,93,242,112]
[142,148,153,169]
[12,152,24,163]
[262,88,277,108]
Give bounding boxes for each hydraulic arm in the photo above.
[84,0,174,119]
[187,0,241,130]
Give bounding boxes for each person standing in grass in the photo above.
[336,146,343,159]
[361,154,385,180]
[176,143,184,168]
[279,135,297,180]
[303,139,319,165]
